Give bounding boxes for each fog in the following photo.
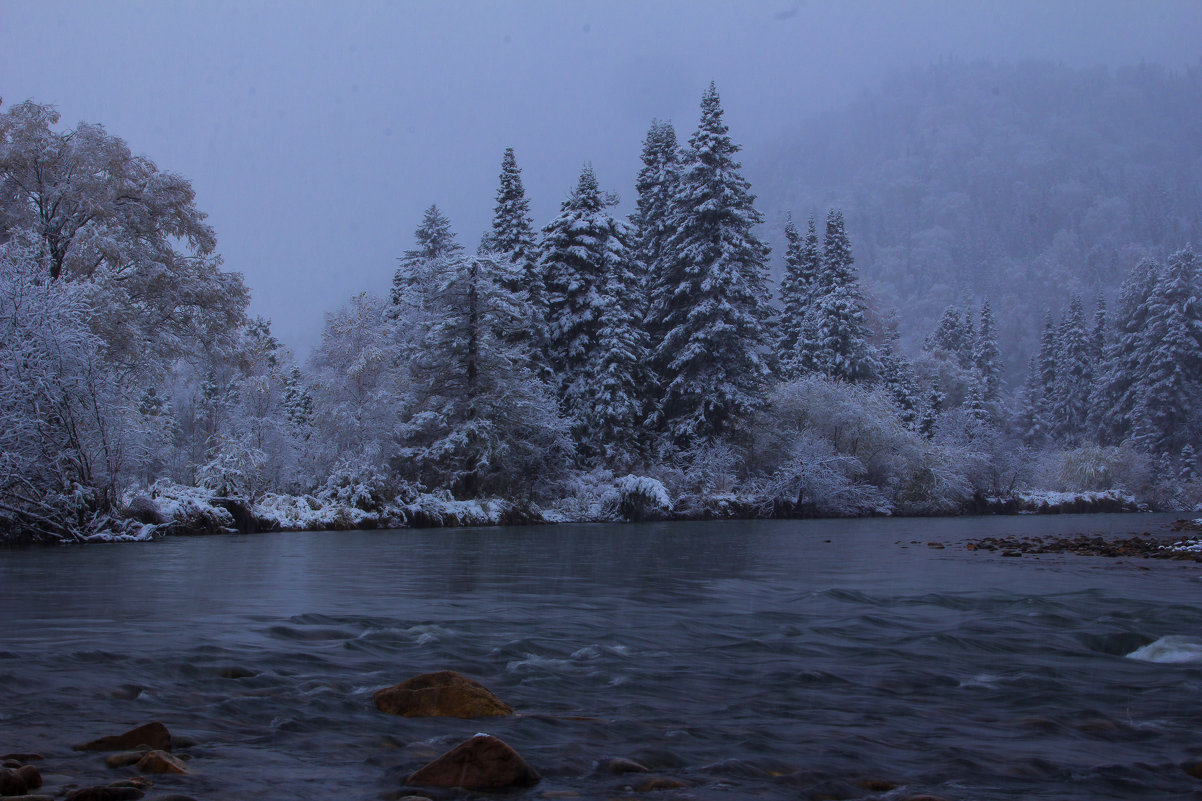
[1,0,1198,352]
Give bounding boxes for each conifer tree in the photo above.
[776,215,825,378]
[392,204,463,308]
[810,209,876,382]
[1035,312,1059,433]
[541,166,647,463]
[1053,296,1093,444]
[926,306,975,369]
[1131,248,1202,458]
[1015,356,1048,445]
[650,83,772,448]
[635,120,680,345]
[973,301,1002,403]
[1092,258,1161,444]
[483,148,548,375]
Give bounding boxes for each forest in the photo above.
[1,62,1200,543]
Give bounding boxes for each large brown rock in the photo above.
[135,751,187,775]
[74,723,172,752]
[374,671,513,718]
[15,765,41,790]
[405,734,540,790]
[0,768,27,796]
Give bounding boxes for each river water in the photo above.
[2,514,1201,800]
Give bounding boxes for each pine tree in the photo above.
[1016,356,1048,445]
[1036,312,1059,435]
[973,301,1002,403]
[810,209,876,382]
[635,120,680,348]
[541,166,647,463]
[392,204,463,308]
[398,251,566,496]
[776,215,824,378]
[1092,258,1162,444]
[1053,296,1092,444]
[1131,247,1202,458]
[483,148,548,375]
[650,83,773,448]
[925,305,975,369]
[879,349,921,429]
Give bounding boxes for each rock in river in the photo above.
[74,723,172,752]
[0,768,28,796]
[135,751,187,775]
[406,734,540,790]
[374,670,513,718]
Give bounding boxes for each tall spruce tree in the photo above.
[483,148,548,376]
[810,209,876,382]
[635,120,680,346]
[540,166,646,462]
[1052,296,1093,444]
[650,83,772,449]
[1131,247,1202,458]
[1092,258,1161,444]
[1035,312,1059,434]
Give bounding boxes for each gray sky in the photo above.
[2,0,1199,354]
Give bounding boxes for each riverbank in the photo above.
[7,477,1152,545]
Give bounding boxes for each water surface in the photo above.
[2,514,1200,800]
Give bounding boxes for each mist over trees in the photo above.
[2,61,1201,542]
[751,60,1202,375]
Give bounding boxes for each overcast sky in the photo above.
[2,0,1199,354]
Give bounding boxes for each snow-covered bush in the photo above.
[612,475,673,521]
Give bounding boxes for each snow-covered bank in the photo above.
[26,478,1157,545]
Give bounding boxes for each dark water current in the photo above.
[3,514,1202,800]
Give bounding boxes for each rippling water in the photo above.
[3,514,1201,800]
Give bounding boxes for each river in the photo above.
[2,514,1200,800]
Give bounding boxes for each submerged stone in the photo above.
[74,722,172,752]
[373,670,513,718]
[405,734,539,789]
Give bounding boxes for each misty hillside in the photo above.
[751,60,1202,373]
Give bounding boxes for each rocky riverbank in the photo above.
[964,524,1202,561]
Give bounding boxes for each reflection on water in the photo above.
[1,514,1199,800]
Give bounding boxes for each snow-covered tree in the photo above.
[635,119,680,346]
[1052,296,1093,444]
[925,306,975,370]
[810,210,877,382]
[397,251,569,496]
[0,100,249,372]
[391,204,463,308]
[776,215,825,378]
[482,148,548,375]
[973,301,1002,403]
[540,166,646,465]
[1130,248,1202,458]
[651,83,773,448]
[1092,258,1163,445]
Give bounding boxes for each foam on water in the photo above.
[1126,635,1202,664]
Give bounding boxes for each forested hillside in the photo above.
[750,60,1202,372]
